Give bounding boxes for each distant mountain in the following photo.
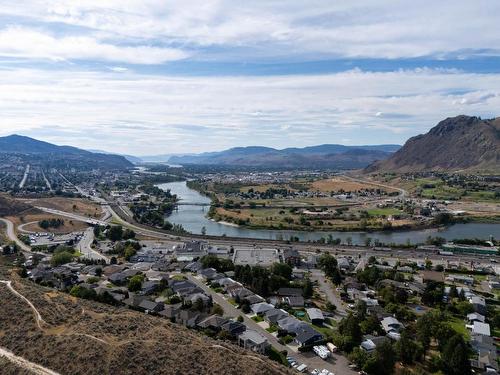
[87,149,142,164]
[168,144,400,169]
[0,135,133,170]
[366,115,500,173]
[139,153,197,163]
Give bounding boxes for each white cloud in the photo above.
[0,1,498,61]
[0,26,189,64]
[0,67,498,154]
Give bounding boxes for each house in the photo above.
[176,310,203,328]
[381,317,404,334]
[221,320,246,337]
[277,316,304,333]
[294,324,323,347]
[238,330,270,354]
[361,297,379,307]
[108,272,128,285]
[283,248,301,266]
[282,296,305,307]
[469,296,487,315]
[264,308,289,324]
[198,268,218,281]
[123,293,146,308]
[138,299,164,313]
[467,313,486,324]
[360,335,389,352]
[158,304,182,320]
[306,308,325,325]
[184,261,203,273]
[472,322,491,337]
[420,270,445,283]
[243,294,265,305]
[140,280,160,295]
[337,258,351,270]
[185,292,212,306]
[277,287,303,297]
[197,315,228,331]
[175,241,208,259]
[251,302,274,315]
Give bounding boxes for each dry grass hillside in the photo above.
[0,265,290,375]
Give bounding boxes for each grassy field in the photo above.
[366,208,403,217]
[311,177,397,193]
[27,197,103,217]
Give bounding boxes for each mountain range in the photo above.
[0,135,133,170]
[366,115,500,173]
[167,144,401,169]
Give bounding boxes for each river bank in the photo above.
[158,181,500,245]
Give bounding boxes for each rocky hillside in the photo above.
[366,115,500,173]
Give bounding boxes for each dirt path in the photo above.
[0,346,61,375]
[0,279,109,345]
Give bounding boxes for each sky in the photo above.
[0,1,499,156]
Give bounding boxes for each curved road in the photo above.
[0,217,32,254]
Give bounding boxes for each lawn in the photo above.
[448,316,470,340]
[252,315,264,322]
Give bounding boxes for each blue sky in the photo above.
[0,0,499,155]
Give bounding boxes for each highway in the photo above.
[34,206,108,226]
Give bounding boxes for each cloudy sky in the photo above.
[0,1,499,155]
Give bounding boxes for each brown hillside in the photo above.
[0,270,291,375]
[366,115,500,173]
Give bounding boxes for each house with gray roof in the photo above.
[238,330,270,354]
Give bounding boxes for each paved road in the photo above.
[185,274,356,375]
[0,218,32,254]
[342,173,408,199]
[19,164,30,189]
[310,269,347,318]
[77,227,109,262]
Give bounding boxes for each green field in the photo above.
[366,208,403,217]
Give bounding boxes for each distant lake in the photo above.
[158,181,500,245]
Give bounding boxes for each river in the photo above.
[158,181,500,245]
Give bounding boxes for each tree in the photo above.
[302,277,313,298]
[123,228,136,240]
[363,340,396,375]
[271,262,292,280]
[108,225,123,241]
[128,274,144,292]
[51,251,73,266]
[317,253,338,279]
[416,313,433,354]
[441,334,471,375]
[395,330,421,364]
[211,304,224,316]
